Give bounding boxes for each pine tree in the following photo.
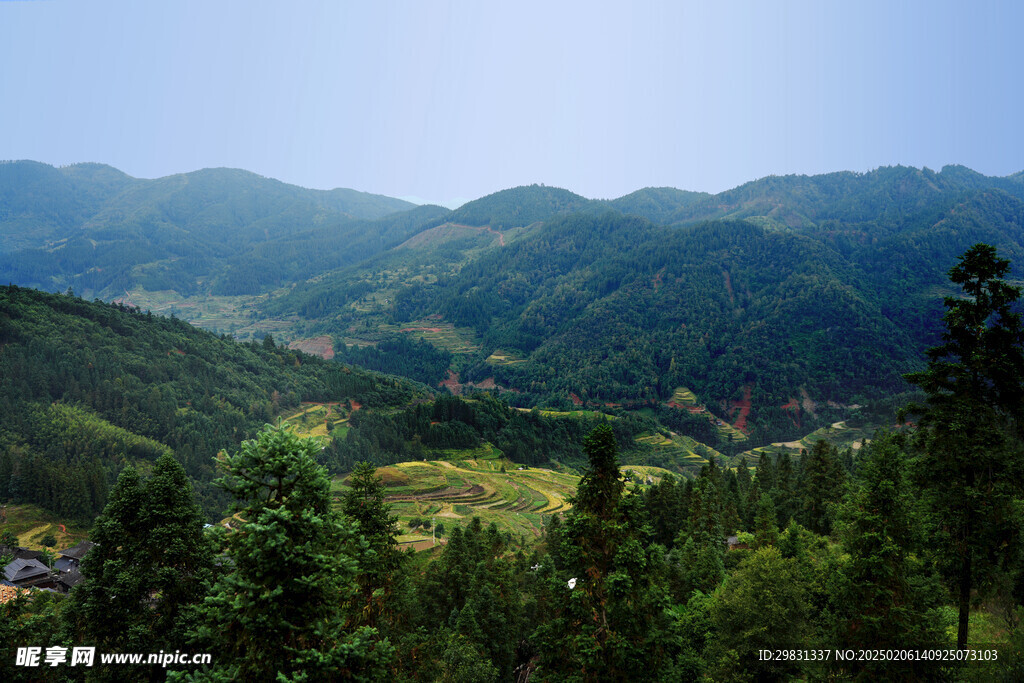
[753,493,779,548]
[342,461,404,629]
[798,440,845,535]
[904,243,1024,649]
[180,425,393,681]
[65,454,212,680]
[829,433,946,679]
[534,424,669,681]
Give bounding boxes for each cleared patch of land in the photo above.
[1,503,90,551]
[735,420,874,466]
[632,432,724,475]
[112,286,297,341]
[485,349,528,366]
[333,457,581,542]
[282,402,354,441]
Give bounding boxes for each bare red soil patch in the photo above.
[569,393,583,407]
[287,336,335,360]
[439,370,462,395]
[780,397,801,428]
[728,384,752,433]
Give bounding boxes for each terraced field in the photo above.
[112,286,296,341]
[734,420,873,467]
[669,387,699,406]
[633,432,725,476]
[282,402,353,440]
[0,503,90,551]
[332,458,581,543]
[380,318,480,354]
[485,349,527,366]
[665,386,748,443]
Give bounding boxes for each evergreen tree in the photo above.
[341,461,404,629]
[709,546,808,681]
[798,440,845,535]
[534,424,670,681]
[180,425,393,681]
[829,433,947,679]
[753,493,779,549]
[904,244,1024,649]
[64,454,212,680]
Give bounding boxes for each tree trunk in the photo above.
[957,546,972,649]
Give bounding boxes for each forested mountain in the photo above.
[0,286,427,519]
[6,162,1024,450]
[250,165,1024,449]
[607,186,709,223]
[0,161,418,297]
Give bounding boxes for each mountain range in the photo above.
[4,160,1024,448]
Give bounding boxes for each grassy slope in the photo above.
[1,503,90,551]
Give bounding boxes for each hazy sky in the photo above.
[2,1,1021,207]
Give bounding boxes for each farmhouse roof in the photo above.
[3,558,50,584]
[0,545,43,562]
[57,567,84,592]
[58,541,96,560]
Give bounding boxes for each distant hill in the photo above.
[448,184,602,228]
[268,166,1024,448]
[0,285,428,519]
[6,161,1024,450]
[607,187,709,223]
[0,161,417,297]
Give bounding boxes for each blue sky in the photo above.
[1,1,1021,207]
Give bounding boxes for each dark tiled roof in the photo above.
[3,558,49,583]
[1,546,44,562]
[57,567,84,591]
[57,541,95,560]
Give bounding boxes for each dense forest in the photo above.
[0,286,428,518]
[0,161,431,297]
[5,162,1024,679]
[6,163,1024,449]
[259,166,1024,449]
[2,244,1024,681]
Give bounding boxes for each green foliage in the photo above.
[415,518,524,680]
[828,433,948,679]
[904,243,1024,648]
[709,546,809,681]
[0,285,423,519]
[62,453,213,679]
[534,425,672,680]
[798,440,846,535]
[182,425,393,681]
[341,462,404,629]
[335,333,453,386]
[0,162,418,297]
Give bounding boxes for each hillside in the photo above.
[7,162,1024,453]
[0,161,418,297]
[0,285,429,519]
[263,166,1024,450]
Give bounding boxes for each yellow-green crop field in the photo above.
[633,432,724,475]
[485,349,527,366]
[333,458,581,543]
[735,421,873,467]
[1,503,90,551]
[670,387,699,406]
